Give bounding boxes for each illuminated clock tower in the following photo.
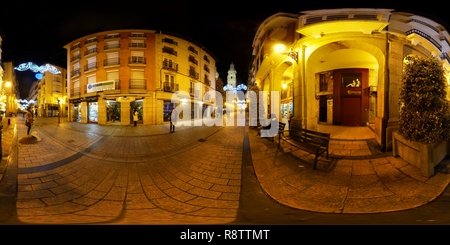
[227,62,237,88]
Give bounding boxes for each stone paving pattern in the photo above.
[1,115,450,224]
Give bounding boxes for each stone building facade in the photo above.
[250,8,450,150]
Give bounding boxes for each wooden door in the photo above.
[341,97,360,126]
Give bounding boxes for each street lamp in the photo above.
[57,98,61,124]
[274,44,298,64]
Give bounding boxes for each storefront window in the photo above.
[107,100,121,123]
[72,104,81,122]
[163,100,174,122]
[130,100,143,123]
[88,102,98,123]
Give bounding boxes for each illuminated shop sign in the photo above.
[87,80,116,93]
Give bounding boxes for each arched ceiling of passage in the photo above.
[314,48,379,72]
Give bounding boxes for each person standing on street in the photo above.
[170,108,177,133]
[133,109,138,126]
[25,106,34,135]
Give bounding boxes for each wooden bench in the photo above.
[259,120,286,141]
[278,119,330,170]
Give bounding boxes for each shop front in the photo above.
[332,69,369,126]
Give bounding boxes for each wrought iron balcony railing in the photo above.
[104,58,120,66]
[406,29,442,51]
[162,60,178,71]
[128,56,146,64]
[84,62,97,72]
[129,43,146,48]
[84,48,97,56]
[163,82,179,92]
[104,43,120,50]
[129,79,146,89]
[71,68,81,77]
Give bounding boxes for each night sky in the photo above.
[1,1,448,99]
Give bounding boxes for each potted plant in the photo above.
[393,55,450,177]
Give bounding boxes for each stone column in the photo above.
[120,101,130,126]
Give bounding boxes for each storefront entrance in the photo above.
[332,69,369,126]
[341,97,361,126]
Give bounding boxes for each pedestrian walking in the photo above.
[170,108,177,133]
[133,109,138,126]
[25,106,34,135]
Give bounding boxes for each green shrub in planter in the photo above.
[398,55,450,144]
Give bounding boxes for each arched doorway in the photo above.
[305,42,384,130]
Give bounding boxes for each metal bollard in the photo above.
[8,119,10,125]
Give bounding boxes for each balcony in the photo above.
[84,38,97,45]
[189,56,198,65]
[128,56,146,65]
[204,77,211,86]
[84,48,97,56]
[162,38,178,46]
[441,52,450,64]
[163,82,179,92]
[162,47,177,56]
[204,55,210,63]
[104,58,120,67]
[189,87,199,96]
[104,43,120,51]
[129,79,146,89]
[129,33,146,38]
[71,43,80,51]
[188,46,198,54]
[129,43,146,48]
[406,29,442,51]
[84,62,97,72]
[105,34,120,40]
[189,70,199,79]
[71,54,81,62]
[204,65,210,73]
[71,68,81,77]
[71,87,81,96]
[162,60,178,71]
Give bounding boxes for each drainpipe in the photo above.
[381,32,390,152]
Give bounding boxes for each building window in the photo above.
[129,40,146,48]
[84,37,97,45]
[84,45,97,56]
[163,46,177,56]
[189,66,199,79]
[204,75,211,86]
[164,74,178,92]
[130,33,146,38]
[104,41,120,50]
[204,55,210,63]
[105,33,120,40]
[162,37,178,45]
[163,58,178,71]
[204,64,210,73]
[189,55,198,65]
[53,76,62,93]
[130,70,145,89]
[188,46,198,54]
[71,43,80,51]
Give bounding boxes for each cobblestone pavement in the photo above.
[2,116,245,224]
[1,115,450,225]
